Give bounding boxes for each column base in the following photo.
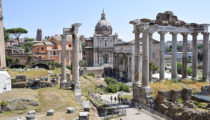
[60,82,72,89]
[133,84,153,105]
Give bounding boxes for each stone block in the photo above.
[46,109,54,116]
[12,83,26,88]
[67,107,75,113]
[0,71,11,93]
[133,85,153,105]
[157,90,170,102]
[28,110,35,115]
[170,89,182,103]
[26,114,35,120]
[182,88,192,101]
[83,101,90,112]
[79,112,89,120]
[16,75,27,82]
[201,85,210,95]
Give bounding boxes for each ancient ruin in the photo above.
[130,11,209,105]
[0,0,6,69]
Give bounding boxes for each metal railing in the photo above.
[135,102,172,120]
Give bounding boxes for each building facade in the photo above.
[32,35,82,65]
[84,11,121,67]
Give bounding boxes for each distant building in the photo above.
[32,35,82,65]
[36,29,42,41]
[84,10,122,67]
[113,39,160,82]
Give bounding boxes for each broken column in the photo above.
[202,32,209,82]
[0,0,6,69]
[71,23,81,91]
[192,33,198,80]
[60,35,67,88]
[182,33,188,79]
[171,32,178,79]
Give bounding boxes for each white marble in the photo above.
[0,71,11,93]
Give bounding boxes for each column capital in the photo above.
[201,32,210,36]
[181,32,189,36]
[170,32,179,35]
[158,31,167,35]
[71,23,81,35]
[191,33,198,37]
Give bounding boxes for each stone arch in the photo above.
[32,63,49,70]
[11,64,26,69]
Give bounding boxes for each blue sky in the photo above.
[2,0,210,41]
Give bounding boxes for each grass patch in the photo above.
[150,79,209,98]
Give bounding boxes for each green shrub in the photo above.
[187,67,192,75]
[119,83,130,92]
[176,98,183,104]
[6,56,13,67]
[106,84,120,93]
[105,77,117,85]
[66,65,72,70]
[1,100,7,107]
[87,73,95,77]
[171,78,178,83]
[152,64,159,73]
[11,79,17,83]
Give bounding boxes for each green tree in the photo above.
[197,44,203,49]
[177,62,192,75]
[6,28,28,46]
[166,45,172,52]
[24,38,34,42]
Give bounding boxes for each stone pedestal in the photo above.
[0,71,11,93]
[133,84,153,105]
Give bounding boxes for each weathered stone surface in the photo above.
[182,88,192,101]
[79,112,89,120]
[156,90,170,105]
[26,114,35,120]
[84,101,90,112]
[67,107,75,113]
[16,75,27,82]
[201,85,210,95]
[0,71,11,93]
[133,85,153,105]
[1,98,38,112]
[171,89,182,103]
[46,109,54,116]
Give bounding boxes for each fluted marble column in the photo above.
[202,32,209,82]
[134,31,140,84]
[72,23,81,90]
[192,33,198,80]
[142,30,149,87]
[61,35,67,87]
[171,32,178,79]
[0,0,6,69]
[149,32,153,82]
[182,33,188,79]
[159,32,166,80]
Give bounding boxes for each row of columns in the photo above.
[60,23,81,90]
[134,30,210,87]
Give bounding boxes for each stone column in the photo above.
[149,32,153,82]
[209,43,210,81]
[0,0,6,69]
[171,32,178,79]
[159,32,166,80]
[191,33,198,80]
[60,35,67,88]
[142,30,150,87]
[72,23,81,90]
[202,32,209,82]
[182,33,188,79]
[134,31,140,84]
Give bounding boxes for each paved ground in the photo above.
[98,93,159,120]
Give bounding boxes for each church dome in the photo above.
[95,10,112,35]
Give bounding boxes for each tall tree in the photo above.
[6,28,28,46]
